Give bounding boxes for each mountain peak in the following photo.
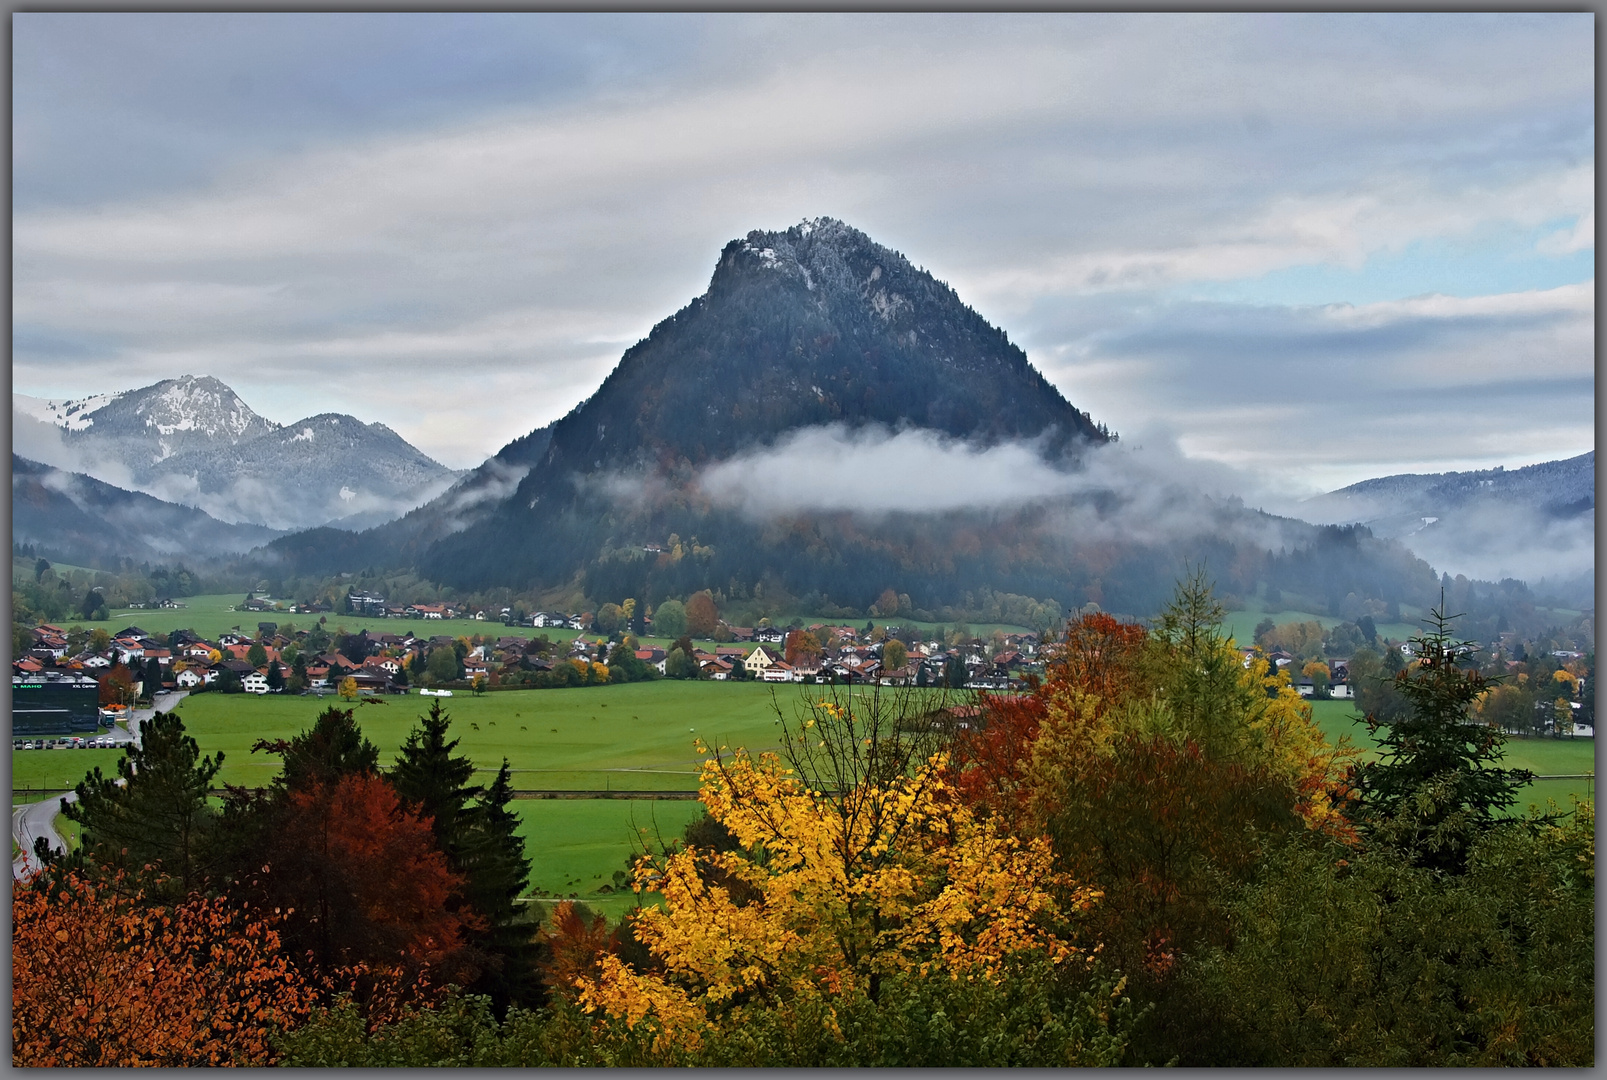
[709,217,928,311]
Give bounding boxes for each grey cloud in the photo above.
[1025,286,1593,489]
[12,411,139,490]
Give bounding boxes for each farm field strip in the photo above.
[70,593,587,647]
[138,682,793,789]
[15,687,1590,904]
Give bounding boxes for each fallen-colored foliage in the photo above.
[12,871,314,1066]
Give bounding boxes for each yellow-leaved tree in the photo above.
[1014,568,1356,986]
[574,683,1100,1051]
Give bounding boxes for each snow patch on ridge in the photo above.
[13,391,125,431]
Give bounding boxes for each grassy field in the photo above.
[1219,606,1428,647]
[15,684,1590,908]
[515,798,707,901]
[12,750,128,797]
[135,681,796,790]
[72,593,585,649]
[1308,699,1594,813]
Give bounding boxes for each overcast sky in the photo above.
[12,13,1594,495]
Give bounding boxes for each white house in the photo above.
[242,671,270,694]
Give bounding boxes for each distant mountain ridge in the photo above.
[1307,452,1594,524]
[12,454,285,569]
[1300,452,1594,605]
[13,375,462,532]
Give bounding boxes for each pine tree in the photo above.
[389,700,481,857]
[458,760,543,1013]
[63,710,222,899]
[1349,597,1536,874]
[388,703,541,1012]
[256,705,379,791]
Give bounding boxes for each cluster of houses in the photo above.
[608,623,1044,688]
[17,622,401,697]
[16,616,1046,698]
[1243,646,1353,698]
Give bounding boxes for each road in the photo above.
[8,693,184,882]
[12,791,77,881]
[127,690,190,749]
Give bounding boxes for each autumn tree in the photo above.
[1004,572,1354,1005]
[1260,620,1325,658]
[577,743,1095,1052]
[572,681,1098,1053]
[218,708,477,981]
[685,591,718,638]
[949,611,1147,818]
[784,629,821,667]
[99,664,135,707]
[1302,660,1331,697]
[13,872,314,1066]
[880,638,908,674]
[247,771,481,978]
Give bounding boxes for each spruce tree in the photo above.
[1349,598,1535,874]
[389,700,481,857]
[459,760,543,1013]
[63,710,221,899]
[388,703,541,1011]
[259,705,379,790]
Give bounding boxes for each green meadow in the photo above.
[1308,698,1594,814]
[515,798,708,918]
[14,685,1590,907]
[157,681,791,790]
[1218,606,1428,648]
[73,593,584,649]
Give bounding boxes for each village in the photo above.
[11,581,1401,755]
[10,594,1054,738]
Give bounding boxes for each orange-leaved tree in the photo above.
[1013,571,1356,985]
[220,707,483,988]
[573,683,1099,1051]
[13,871,314,1066]
[950,612,1148,816]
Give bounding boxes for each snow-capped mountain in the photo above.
[13,375,463,532]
